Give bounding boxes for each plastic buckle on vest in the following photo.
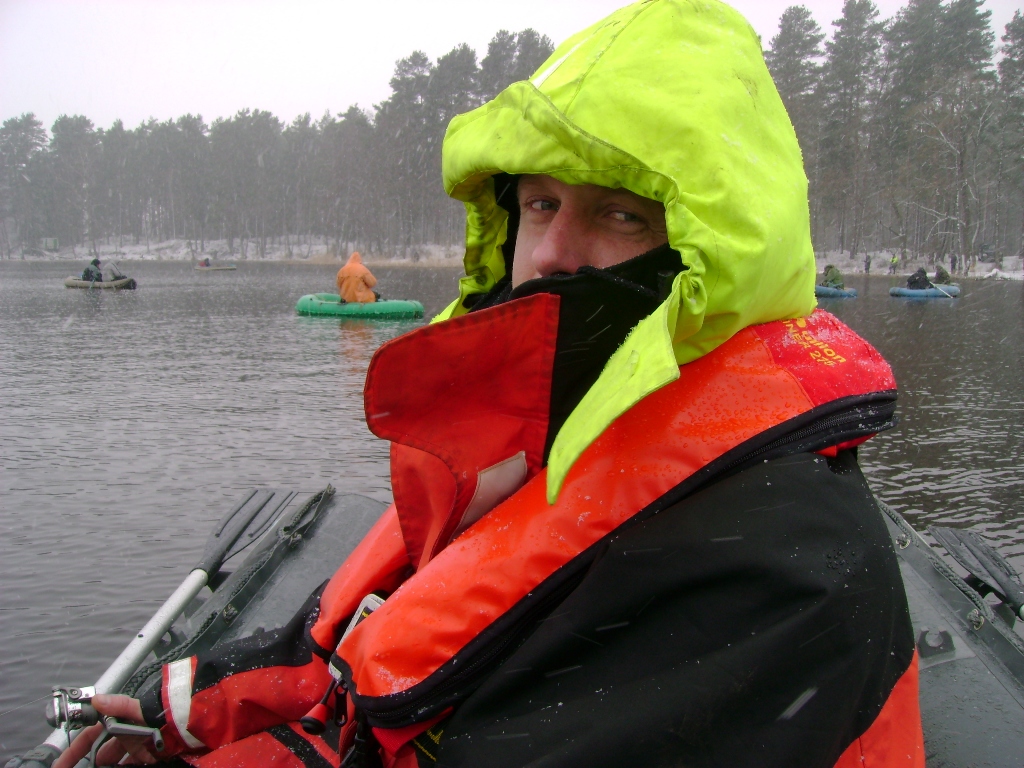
[340,710,382,768]
[303,593,386,735]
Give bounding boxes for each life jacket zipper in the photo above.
[715,396,897,478]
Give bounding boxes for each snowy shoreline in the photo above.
[8,238,466,267]
[7,240,1023,280]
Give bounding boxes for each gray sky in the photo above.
[1,0,1019,131]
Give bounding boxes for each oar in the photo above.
[32,488,292,759]
[932,283,954,298]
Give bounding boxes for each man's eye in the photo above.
[527,200,556,212]
[611,210,641,223]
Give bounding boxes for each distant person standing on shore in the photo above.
[335,252,378,303]
[81,258,102,282]
[889,254,899,274]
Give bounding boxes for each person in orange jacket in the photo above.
[336,252,378,303]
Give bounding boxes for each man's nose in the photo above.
[529,208,588,278]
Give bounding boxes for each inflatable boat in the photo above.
[194,264,237,272]
[12,488,1024,767]
[295,293,424,319]
[815,285,858,298]
[889,285,960,298]
[63,276,137,290]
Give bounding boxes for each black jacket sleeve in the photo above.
[428,450,914,768]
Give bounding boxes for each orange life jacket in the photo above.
[155,295,921,767]
[304,295,920,764]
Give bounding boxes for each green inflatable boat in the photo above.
[295,293,424,319]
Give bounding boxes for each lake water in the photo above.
[1,262,1022,757]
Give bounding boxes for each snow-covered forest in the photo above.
[767,1,1024,271]
[0,29,554,261]
[1,1,1023,271]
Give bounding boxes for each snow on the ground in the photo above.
[814,251,1024,281]
[12,238,465,266]
[11,240,1024,280]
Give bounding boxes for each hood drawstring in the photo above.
[300,678,346,734]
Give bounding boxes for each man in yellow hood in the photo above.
[56,3,922,768]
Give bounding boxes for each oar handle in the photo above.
[195,489,263,575]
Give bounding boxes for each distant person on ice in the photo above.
[81,258,102,282]
[336,252,378,303]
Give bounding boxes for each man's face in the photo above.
[511,175,669,288]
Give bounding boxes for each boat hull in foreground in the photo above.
[16,490,1024,767]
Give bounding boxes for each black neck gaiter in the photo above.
[470,243,685,461]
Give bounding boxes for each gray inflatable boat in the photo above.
[10,487,1024,766]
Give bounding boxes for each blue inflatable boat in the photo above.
[889,285,960,298]
[815,285,858,298]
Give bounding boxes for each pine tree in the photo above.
[48,115,98,251]
[765,6,825,149]
[479,31,518,102]
[998,11,1024,256]
[0,113,47,256]
[818,0,883,265]
[932,0,995,268]
[511,29,555,82]
[479,29,554,102]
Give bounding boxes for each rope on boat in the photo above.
[875,498,995,629]
[121,610,220,698]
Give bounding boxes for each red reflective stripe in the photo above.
[343,313,894,700]
[833,652,924,767]
[309,505,411,651]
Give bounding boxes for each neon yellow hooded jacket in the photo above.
[435,0,816,501]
